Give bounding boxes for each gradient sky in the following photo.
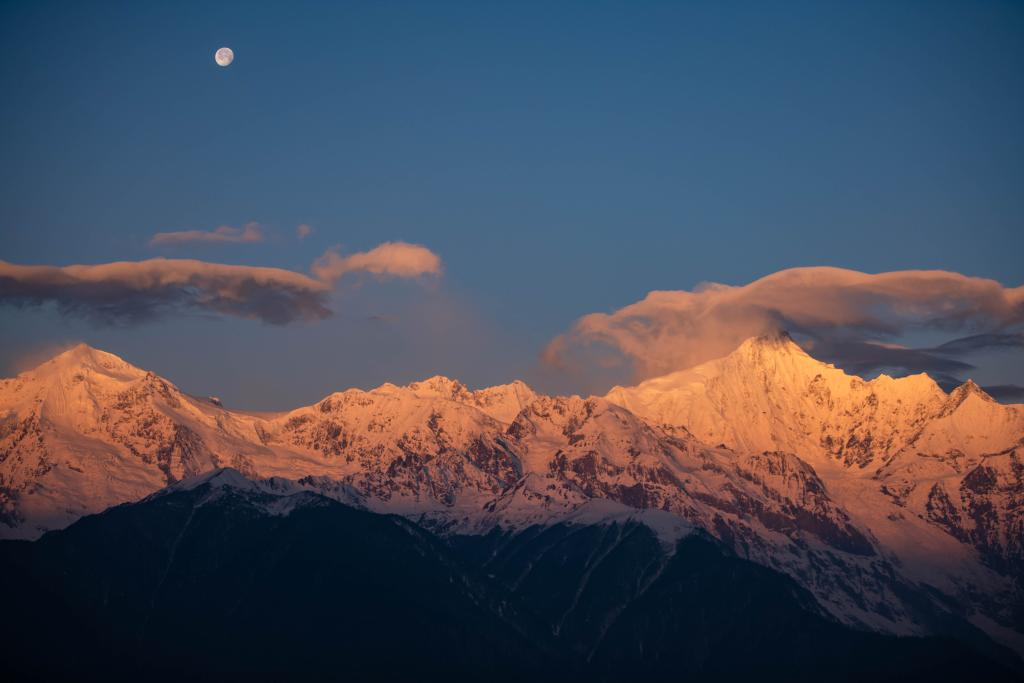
[1,0,1022,409]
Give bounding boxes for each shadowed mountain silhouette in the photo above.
[0,470,1020,682]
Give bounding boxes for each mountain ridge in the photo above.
[1,337,1021,657]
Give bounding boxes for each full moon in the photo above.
[215,47,234,67]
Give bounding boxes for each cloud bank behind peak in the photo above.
[544,267,1024,387]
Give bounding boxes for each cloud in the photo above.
[802,338,975,390]
[544,267,1024,384]
[0,242,445,326]
[930,332,1024,355]
[296,224,313,240]
[150,222,264,246]
[981,384,1024,403]
[0,258,331,325]
[311,242,443,284]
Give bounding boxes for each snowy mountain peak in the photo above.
[366,374,536,423]
[406,375,471,399]
[739,330,800,351]
[604,333,1019,469]
[167,466,258,492]
[948,378,995,404]
[21,343,145,382]
[0,343,176,428]
[163,467,311,498]
[151,468,331,519]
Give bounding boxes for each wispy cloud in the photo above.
[296,224,313,240]
[544,267,1024,386]
[0,241,445,326]
[312,242,442,284]
[930,332,1024,355]
[981,384,1024,402]
[150,222,264,246]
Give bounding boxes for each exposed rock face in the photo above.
[0,340,1021,655]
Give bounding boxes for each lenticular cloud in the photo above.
[0,258,332,324]
[0,241,444,326]
[544,267,1024,383]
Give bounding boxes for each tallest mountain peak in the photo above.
[737,330,807,358]
[755,329,794,343]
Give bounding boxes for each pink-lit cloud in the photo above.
[0,242,445,326]
[150,222,265,246]
[312,242,443,284]
[0,258,331,325]
[296,224,313,240]
[544,267,1024,384]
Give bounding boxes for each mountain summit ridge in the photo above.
[604,331,1015,467]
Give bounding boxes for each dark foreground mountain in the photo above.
[1,470,1019,682]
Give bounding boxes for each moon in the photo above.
[215,47,234,67]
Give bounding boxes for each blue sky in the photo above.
[1,0,1022,409]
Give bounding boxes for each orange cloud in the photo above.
[544,267,1024,381]
[150,222,264,246]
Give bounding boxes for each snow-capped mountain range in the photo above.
[1,335,1022,654]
